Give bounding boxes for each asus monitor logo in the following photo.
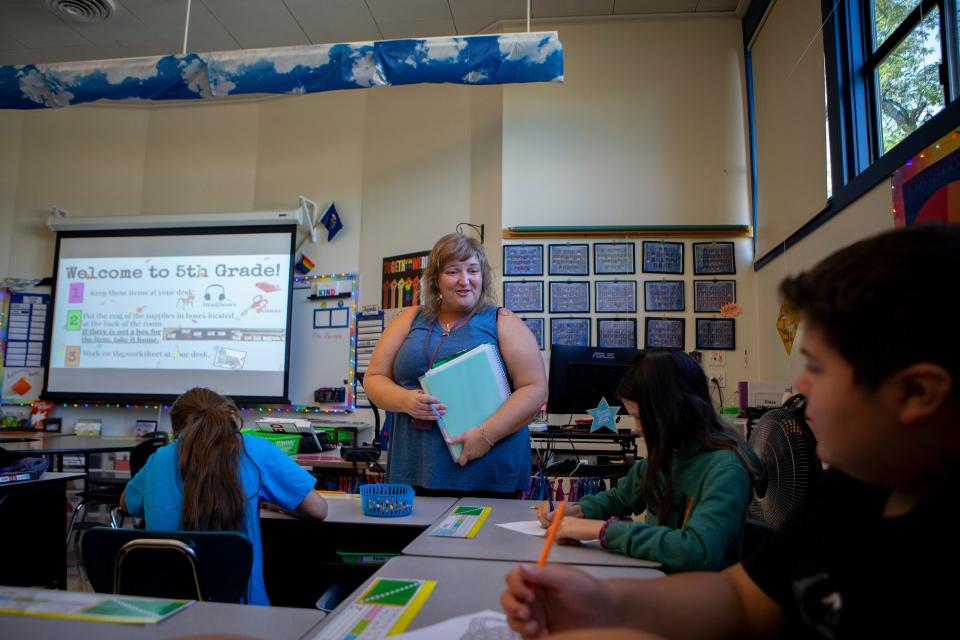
[592,352,615,360]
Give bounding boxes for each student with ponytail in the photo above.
[120,387,328,605]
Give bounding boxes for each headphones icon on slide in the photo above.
[204,284,226,301]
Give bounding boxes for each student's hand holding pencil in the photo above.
[534,501,585,528]
[501,563,621,639]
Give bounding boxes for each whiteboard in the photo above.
[287,274,357,409]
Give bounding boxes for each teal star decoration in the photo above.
[587,397,619,433]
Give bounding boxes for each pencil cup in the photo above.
[360,483,414,517]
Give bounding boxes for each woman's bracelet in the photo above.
[478,424,496,447]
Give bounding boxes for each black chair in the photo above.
[68,433,168,540]
[81,526,253,603]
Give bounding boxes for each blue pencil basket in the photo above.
[360,483,414,517]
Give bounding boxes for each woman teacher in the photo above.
[365,233,547,498]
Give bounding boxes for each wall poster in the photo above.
[643,280,684,312]
[693,242,736,275]
[594,242,635,274]
[693,280,736,313]
[595,280,637,313]
[696,318,736,350]
[642,241,684,274]
[644,317,685,350]
[551,317,591,347]
[549,281,591,313]
[548,244,589,276]
[382,251,429,310]
[597,318,637,349]
[521,317,545,350]
[503,281,544,313]
[503,244,544,276]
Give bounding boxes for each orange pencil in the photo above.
[682,496,694,529]
[537,501,566,566]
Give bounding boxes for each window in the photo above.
[824,0,960,185]
[870,1,945,153]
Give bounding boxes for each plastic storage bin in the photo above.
[359,483,414,517]
[240,429,301,455]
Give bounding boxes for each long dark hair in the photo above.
[170,387,246,531]
[617,350,754,520]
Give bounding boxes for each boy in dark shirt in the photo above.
[501,225,960,639]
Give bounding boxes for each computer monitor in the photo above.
[546,345,642,416]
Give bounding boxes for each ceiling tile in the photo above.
[284,0,383,43]
[448,0,526,20]
[366,0,450,24]
[696,0,740,11]
[378,18,459,40]
[117,1,240,51]
[0,45,104,66]
[67,5,156,48]
[1,1,91,49]
[201,0,310,49]
[532,0,614,18]
[455,16,507,35]
[614,0,698,13]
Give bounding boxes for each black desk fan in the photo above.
[747,394,822,529]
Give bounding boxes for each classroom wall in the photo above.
[753,183,894,386]
[502,16,750,228]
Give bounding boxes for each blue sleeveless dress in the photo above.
[386,304,531,492]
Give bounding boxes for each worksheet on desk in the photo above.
[430,505,492,538]
[313,578,435,640]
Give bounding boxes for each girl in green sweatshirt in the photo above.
[535,350,757,572]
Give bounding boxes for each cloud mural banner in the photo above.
[0,31,562,110]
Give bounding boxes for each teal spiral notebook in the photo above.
[419,343,512,462]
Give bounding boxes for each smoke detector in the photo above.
[46,0,118,23]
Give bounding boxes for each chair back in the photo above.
[129,434,168,476]
[81,527,253,603]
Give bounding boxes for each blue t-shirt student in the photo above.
[123,434,317,605]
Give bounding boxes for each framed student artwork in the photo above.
[693,280,737,313]
[696,318,736,350]
[594,242,636,275]
[503,244,544,276]
[642,241,684,274]
[521,317,545,350]
[644,317,685,350]
[643,280,685,312]
[595,280,637,313]
[693,242,736,275]
[551,317,591,347]
[548,244,589,276]
[549,281,591,313]
[503,281,544,313]
[598,318,637,349]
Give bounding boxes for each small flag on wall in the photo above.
[295,254,315,275]
[321,203,343,241]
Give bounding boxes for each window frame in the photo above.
[746,0,960,270]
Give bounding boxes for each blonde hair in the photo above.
[419,233,496,320]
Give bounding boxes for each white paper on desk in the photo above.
[497,520,547,536]
[496,521,601,545]
[391,609,519,640]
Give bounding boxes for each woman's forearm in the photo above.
[363,372,415,413]
[482,382,547,442]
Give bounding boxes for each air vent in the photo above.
[45,0,117,23]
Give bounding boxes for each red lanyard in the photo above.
[423,314,469,369]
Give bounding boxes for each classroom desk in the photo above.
[403,497,662,568]
[0,586,327,640]
[259,496,456,609]
[1,435,142,491]
[312,555,664,635]
[0,472,85,589]
[260,493,455,526]
[294,449,387,470]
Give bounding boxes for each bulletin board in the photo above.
[280,273,358,410]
